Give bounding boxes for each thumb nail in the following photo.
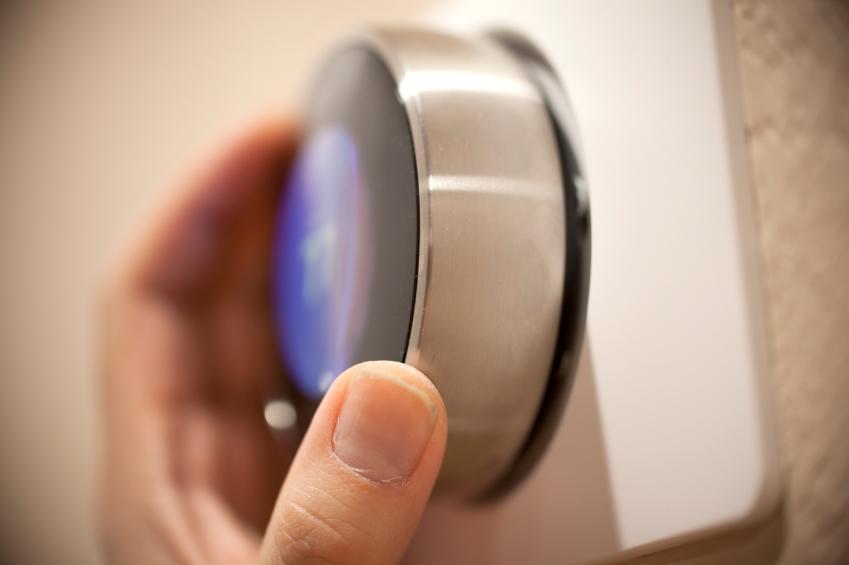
[332,369,437,483]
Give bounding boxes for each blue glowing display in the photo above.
[271,127,373,399]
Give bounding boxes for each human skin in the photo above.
[98,119,447,565]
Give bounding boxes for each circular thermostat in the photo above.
[271,27,590,500]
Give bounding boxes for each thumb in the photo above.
[258,361,447,565]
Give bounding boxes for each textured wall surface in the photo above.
[0,1,847,564]
[734,1,849,563]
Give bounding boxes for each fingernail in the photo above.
[332,370,437,483]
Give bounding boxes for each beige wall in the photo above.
[0,1,846,563]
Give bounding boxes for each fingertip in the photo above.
[334,361,447,423]
[327,362,445,485]
[259,362,447,565]
[223,115,300,160]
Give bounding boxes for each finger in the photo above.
[258,361,447,565]
[99,119,299,561]
[120,118,298,302]
[100,115,298,439]
[102,117,297,399]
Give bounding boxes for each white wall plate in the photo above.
[406,1,780,562]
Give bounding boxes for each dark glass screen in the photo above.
[271,48,419,399]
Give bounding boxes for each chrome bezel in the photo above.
[343,28,590,499]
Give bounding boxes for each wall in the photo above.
[733,2,849,562]
[0,1,846,563]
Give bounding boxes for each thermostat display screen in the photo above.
[272,127,372,398]
[272,48,419,400]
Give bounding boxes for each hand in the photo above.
[98,120,447,565]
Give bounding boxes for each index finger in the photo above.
[123,118,299,303]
